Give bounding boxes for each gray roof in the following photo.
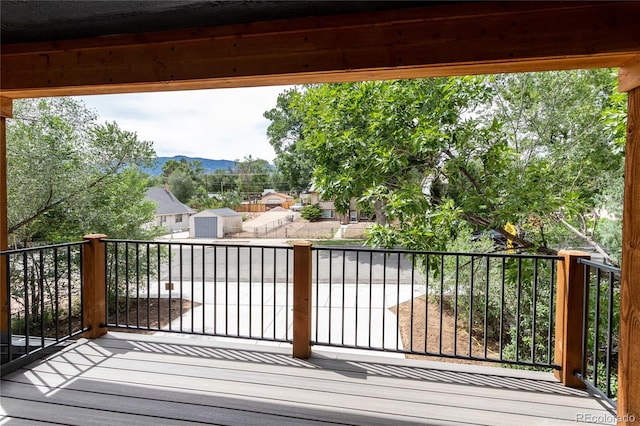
[145,188,194,215]
[202,208,241,218]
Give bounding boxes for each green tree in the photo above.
[234,155,272,196]
[168,170,196,204]
[266,71,625,261]
[193,190,243,211]
[7,98,159,244]
[161,157,209,206]
[264,88,314,192]
[161,157,204,182]
[206,167,237,193]
[473,71,625,262]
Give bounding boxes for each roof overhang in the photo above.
[2,1,639,99]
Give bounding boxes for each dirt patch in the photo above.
[108,298,199,332]
[390,294,500,366]
[11,298,197,338]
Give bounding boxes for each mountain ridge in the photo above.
[142,155,236,175]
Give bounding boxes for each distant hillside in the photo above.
[142,155,237,175]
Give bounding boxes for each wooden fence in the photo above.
[234,201,295,213]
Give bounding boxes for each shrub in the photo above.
[301,204,322,221]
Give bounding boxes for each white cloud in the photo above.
[75,85,293,163]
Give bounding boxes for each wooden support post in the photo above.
[618,85,640,425]
[293,241,312,359]
[82,234,107,339]
[554,250,590,387]
[0,97,12,344]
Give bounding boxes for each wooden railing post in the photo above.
[82,234,107,339]
[618,79,640,425]
[0,97,12,346]
[554,250,590,387]
[293,241,312,358]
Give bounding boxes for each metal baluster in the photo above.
[605,271,615,398]
[342,249,346,346]
[136,243,140,328]
[515,258,522,363]
[355,250,360,348]
[202,244,206,334]
[249,247,253,339]
[54,248,59,340]
[531,258,539,363]
[368,251,373,349]
[593,267,602,388]
[499,257,505,361]
[484,256,489,360]
[146,243,151,330]
[469,256,475,358]
[273,247,277,340]
[39,250,45,349]
[454,255,459,356]
[125,242,130,327]
[439,254,444,355]
[425,254,430,354]
[168,244,172,331]
[581,264,590,387]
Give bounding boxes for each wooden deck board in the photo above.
[0,332,615,425]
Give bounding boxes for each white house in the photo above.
[145,185,195,232]
[189,208,243,239]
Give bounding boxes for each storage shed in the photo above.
[189,208,242,239]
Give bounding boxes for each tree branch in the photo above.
[554,213,618,266]
[9,161,125,234]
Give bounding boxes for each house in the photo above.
[260,191,294,209]
[1,1,639,422]
[189,208,242,238]
[145,185,194,232]
[306,186,364,223]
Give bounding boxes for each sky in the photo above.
[75,85,293,163]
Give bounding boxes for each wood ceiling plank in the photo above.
[2,2,639,98]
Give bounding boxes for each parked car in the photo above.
[290,203,304,212]
[471,229,508,248]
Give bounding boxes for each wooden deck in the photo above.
[1,332,615,425]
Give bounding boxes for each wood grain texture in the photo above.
[0,332,617,425]
[554,250,590,387]
[1,2,639,98]
[619,57,640,93]
[293,241,312,358]
[81,234,108,339]
[619,87,640,425]
[0,97,12,118]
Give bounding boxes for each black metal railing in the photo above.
[1,241,88,374]
[575,258,620,408]
[311,247,561,369]
[103,240,293,343]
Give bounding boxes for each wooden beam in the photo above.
[293,241,312,359]
[619,56,640,93]
[554,250,590,388]
[0,97,12,118]
[0,97,11,339]
[2,2,640,98]
[618,87,640,425]
[82,234,108,339]
[0,112,8,338]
